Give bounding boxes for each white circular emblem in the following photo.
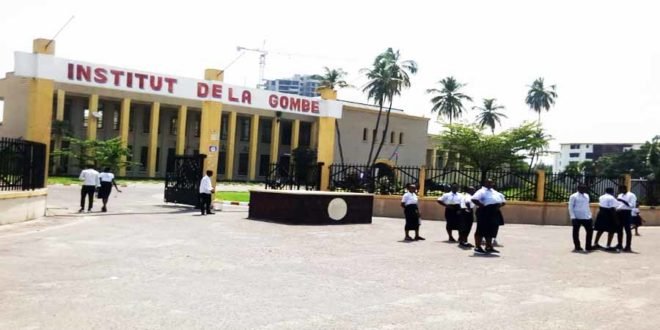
[327,198,348,221]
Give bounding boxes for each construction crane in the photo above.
[236,43,268,89]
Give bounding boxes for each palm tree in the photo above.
[362,48,417,166]
[525,77,557,123]
[313,67,352,164]
[427,77,472,125]
[473,98,507,134]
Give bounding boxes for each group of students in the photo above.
[569,184,643,253]
[77,163,122,213]
[401,179,506,254]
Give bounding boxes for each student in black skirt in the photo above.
[98,167,122,212]
[471,179,505,254]
[631,202,643,236]
[437,183,463,242]
[593,187,619,250]
[401,183,425,241]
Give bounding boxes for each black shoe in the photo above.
[486,247,500,253]
[102,207,107,213]
[78,208,84,213]
[464,243,475,248]
[623,247,632,253]
[474,246,486,254]
[207,212,215,215]
[404,236,414,241]
[414,236,425,241]
[573,247,584,252]
[593,244,603,250]
[87,209,92,213]
[448,237,457,243]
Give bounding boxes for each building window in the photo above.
[570,144,580,149]
[169,116,177,135]
[238,153,249,176]
[113,110,120,130]
[220,114,228,140]
[585,152,594,159]
[390,131,395,144]
[300,122,311,147]
[259,155,270,176]
[261,120,272,143]
[126,145,133,171]
[569,152,580,158]
[155,147,160,172]
[282,121,292,146]
[194,114,200,137]
[83,109,89,127]
[96,111,104,129]
[129,109,134,132]
[218,151,226,175]
[240,118,250,142]
[399,132,404,145]
[585,144,590,148]
[140,146,148,171]
[363,128,368,141]
[142,109,150,133]
[372,129,377,142]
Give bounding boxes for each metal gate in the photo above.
[164,154,206,206]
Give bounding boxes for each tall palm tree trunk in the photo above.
[366,98,384,165]
[335,121,345,164]
[372,101,394,167]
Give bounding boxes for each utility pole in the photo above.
[237,42,268,89]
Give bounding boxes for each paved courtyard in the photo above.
[1,185,659,329]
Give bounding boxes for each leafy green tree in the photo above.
[53,137,134,172]
[525,77,557,123]
[473,98,507,134]
[437,122,552,182]
[427,77,473,124]
[362,48,417,166]
[313,67,352,164]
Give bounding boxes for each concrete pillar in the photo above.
[225,111,237,180]
[317,88,337,191]
[291,119,301,152]
[26,39,56,180]
[146,102,160,177]
[176,105,187,155]
[624,173,632,192]
[269,117,280,164]
[536,169,546,202]
[86,94,99,140]
[248,114,260,181]
[430,148,437,168]
[198,69,223,184]
[56,90,65,121]
[118,98,131,176]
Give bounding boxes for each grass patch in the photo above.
[216,191,250,202]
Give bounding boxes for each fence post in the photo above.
[535,169,546,202]
[624,173,632,192]
[418,166,426,197]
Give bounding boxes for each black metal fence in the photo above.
[0,138,47,191]
[544,173,624,202]
[328,163,419,195]
[632,179,658,206]
[264,162,322,191]
[425,168,537,201]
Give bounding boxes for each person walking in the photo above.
[437,183,463,242]
[631,202,643,236]
[78,163,99,213]
[458,186,476,248]
[401,183,425,241]
[199,170,215,215]
[98,167,122,212]
[593,187,619,250]
[471,179,505,254]
[568,184,593,252]
[616,185,637,252]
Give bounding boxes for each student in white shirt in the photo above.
[98,167,122,213]
[401,183,424,241]
[199,170,215,215]
[458,186,476,248]
[616,185,637,252]
[568,184,593,252]
[593,187,619,250]
[437,183,463,242]
[631,202,643,236]
[471,179,505,254]
[78,163,99,213]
